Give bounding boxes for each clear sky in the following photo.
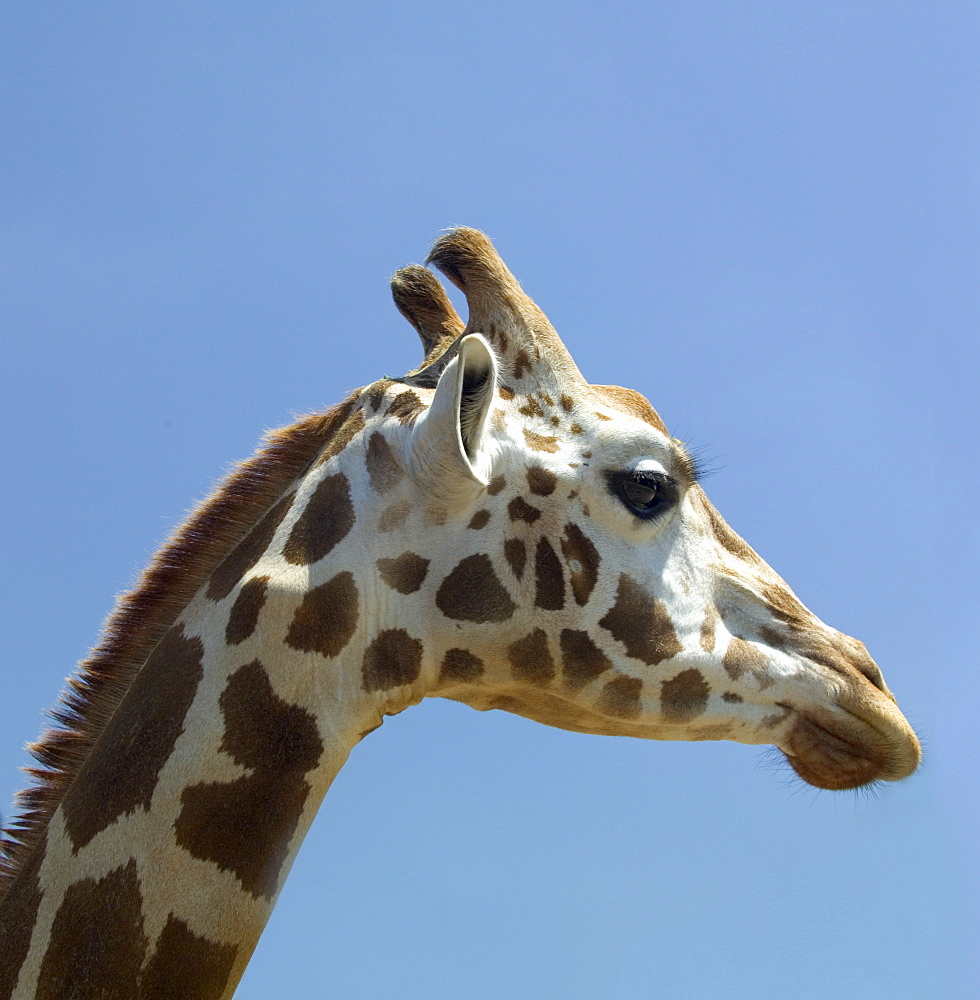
[1,4,977,998]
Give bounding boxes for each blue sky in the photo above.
[2,4,977,997]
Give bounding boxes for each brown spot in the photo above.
[175,660,323,899]
[491,409,507,432]
[660,669,710,723]
[141,916,237,1000]
[596,676,643,719]
[508,496,541,524]
[504,538,527,579]
[468,509,491,530]
[559,523,600,606]
[207,493,294,601]
[285,571,359,657]
[315,408,366,466]
[560,630,612,691]
[507,629,555,684]
[388,390,424,424]
[550,415,560,426]
[526,465,557,496]
[487,475,507,495]
[0,834,46,1000]
[282,472,355,565]
[362,383,388,412]
[524,429,560,453]
[700,605,718,653]
[722,692,743,703]
[518,396,544,418]
[362,629,423,691]
[366,432,404,495]
[377,552,430,594]
[436,554,517,622]
[36,860,147,1000]
[541,393,554,407]
[378,499,410,532]
[498,385,514,400]
[570,423,584,435]
[225,575,269,645]
[513,349,532,379]
[560,394,574,412]
[534,538,565,610]
[439,648,485,683]
[427,505,448,526]
[595,412,613,421]
[598,575,681,666]
[61,626,204,851]
[722,637,768,681]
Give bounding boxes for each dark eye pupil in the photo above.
[623,477,659,508]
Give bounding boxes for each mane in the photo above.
[0,393,360,899]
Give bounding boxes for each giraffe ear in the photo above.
[412,334,497,489]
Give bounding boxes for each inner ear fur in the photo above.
[411,334,498,490]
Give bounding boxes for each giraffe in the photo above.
[0,229,920,999]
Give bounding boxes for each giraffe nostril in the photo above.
[838,635,888,693]
[754,621,889,694]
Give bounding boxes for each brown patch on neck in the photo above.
[60,624,205,852]
[175,660,324,900]
[36,859,147,999]
[0,395,360,901]
[315,407,366,466]
[141,915,238,1000]
[0,831,46,999]
[387,390,424,424]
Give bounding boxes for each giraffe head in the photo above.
[340,228,919,791]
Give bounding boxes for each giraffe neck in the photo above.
[12,615,380,1000]
[1,399,422,1000]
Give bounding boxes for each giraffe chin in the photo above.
[779,704,921,790]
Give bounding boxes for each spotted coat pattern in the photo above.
[0,229,919,1000]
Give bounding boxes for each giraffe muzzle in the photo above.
[779,696,921,790]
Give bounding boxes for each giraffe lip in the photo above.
[778,702,920,791]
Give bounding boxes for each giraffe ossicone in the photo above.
[0,228,920,999]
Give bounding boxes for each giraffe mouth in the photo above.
[778,701,921,790]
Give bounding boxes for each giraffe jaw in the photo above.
[778,699,921,790]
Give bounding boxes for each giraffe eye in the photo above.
[608,462,679,520]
